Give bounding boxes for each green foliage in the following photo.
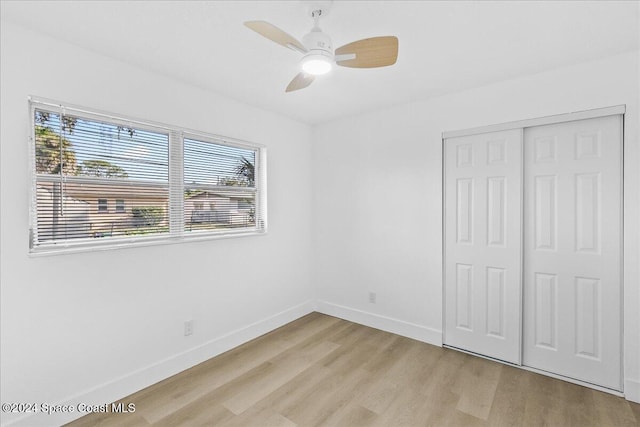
[220,177,242,186]
[36,111,135,139]
[36,111,77,133]
[80,159,129,178]
[131,206,164,227]
[35,125,80,175]
[116,126,136,139]
[35,111,131,178]
[235,156,255,186]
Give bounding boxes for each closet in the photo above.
[443,107,623,391]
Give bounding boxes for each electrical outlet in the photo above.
[369,291,377,304]
[184,320,193,336]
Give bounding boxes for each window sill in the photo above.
[29,228,267,257]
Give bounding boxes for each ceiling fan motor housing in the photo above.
[303,29,333,57]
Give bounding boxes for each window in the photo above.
[184,136,259,232]
[30,99,266,253]
[97,199,108,213]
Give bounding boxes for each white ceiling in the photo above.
[2,1,638,125]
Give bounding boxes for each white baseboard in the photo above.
[315,300,442,346]
[625,378,640,403]
[3,300,316,427]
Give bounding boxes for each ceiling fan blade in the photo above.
[244,21,307,53]
[286,72,315,92]
[335,36,398,68]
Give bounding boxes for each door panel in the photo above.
[533,272,557,349]
[534,175,556,250]
[523,115,622,390]
[456,263,473,330]
[487,177,506,247]
[444,129,522,364]
[486,267,506,338]
[456,179,473,244]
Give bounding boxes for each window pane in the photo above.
[184,138,255,187]
[34,110,169,244]
[183,138,257,233]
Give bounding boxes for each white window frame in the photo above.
[28,97,267,255]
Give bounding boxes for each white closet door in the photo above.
[523,115,622,390]
[444,129,522,364]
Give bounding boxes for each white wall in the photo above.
[312,50,640,401]
[0,22,314,426]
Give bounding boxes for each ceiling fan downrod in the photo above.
[301,8,334,75]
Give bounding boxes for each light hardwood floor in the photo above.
[67,312,640,426]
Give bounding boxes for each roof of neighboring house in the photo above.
[185,190,253,201]
[37,180,252,203]
[37,185,90,208]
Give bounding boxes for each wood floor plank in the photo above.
[328,403,378,426]
[360,334,414,374]
[370,348,465,426]
[249,363,335,416]
[279,324,383,425]
[451,353,502,420]
[130,327,297,422]
[486,365,531,426]
[629,399,640,425]
[222,340,340,415]
[133,344,289,424]
[218,406,297,427]
[66,313,640,427]
[281,367,371,426]
[357,337,439,415]
[271,312,341,345]
[66,412,150,427]
[591,388,639,427]
[555,380,598,427]
[321,334,381,373]
[152,402,234,427]
[144,360,277,424]
[522,372,580,426]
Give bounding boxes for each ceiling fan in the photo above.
[244,1,399,92]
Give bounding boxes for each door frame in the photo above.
[441,105,625,395]
[442,106,625,140]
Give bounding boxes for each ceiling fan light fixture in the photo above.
[301,52,333,75]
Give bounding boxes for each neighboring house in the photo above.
[36,185,91,241]
[36,183,254,242]
[185,191,254,228]
[36,180,169,240]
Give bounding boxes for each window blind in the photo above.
[183,137,259,232]
[30,99,266,253]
